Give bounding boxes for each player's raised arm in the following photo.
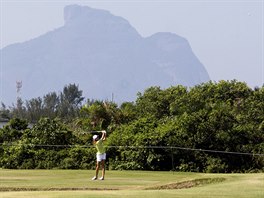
[101,130,107,141]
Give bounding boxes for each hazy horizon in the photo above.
[1,0,263,89]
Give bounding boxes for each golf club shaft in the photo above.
[82,130,103,134]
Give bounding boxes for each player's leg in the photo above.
[100,160,105,180]
[95,160,100,177]
[99,153,106,180]
[92,155,100,180]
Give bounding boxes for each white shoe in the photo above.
[99,177,104,180]
[92,176,97,180]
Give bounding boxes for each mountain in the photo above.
[1,4,210,105]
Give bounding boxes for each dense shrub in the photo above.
[0,81,263,172]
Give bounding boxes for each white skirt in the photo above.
[96,153,106,162]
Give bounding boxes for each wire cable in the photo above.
[0,143,263,156]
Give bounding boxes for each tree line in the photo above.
[0,80,263,172]
[0,84,84,122]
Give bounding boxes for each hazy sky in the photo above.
[1,0,263,88]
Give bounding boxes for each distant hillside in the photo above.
[1,4,210,104]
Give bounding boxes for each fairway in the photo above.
[0,169,263,198]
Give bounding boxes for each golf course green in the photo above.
[0,169,263,198]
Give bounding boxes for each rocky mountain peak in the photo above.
[1,5,210,105]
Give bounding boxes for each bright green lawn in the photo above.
[0,169,263,198]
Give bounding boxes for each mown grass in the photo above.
[0,169,263,198]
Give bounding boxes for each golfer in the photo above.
[92,130,107,180]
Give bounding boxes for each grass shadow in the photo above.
[145,177,226,190]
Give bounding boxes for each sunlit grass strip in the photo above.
[0,187,119,192]
[145,177,226,190]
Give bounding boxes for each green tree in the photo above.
[11,98,26,119]
[43,92,59,119]
[26,97,43,122]
[0,102,11,120]
[57,84,84,119]
[23,117,77,147]
[107,117,170,170]
[0,118,28,143]
[136,86,170,119]
[119,102,137,123]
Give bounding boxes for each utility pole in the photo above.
[16,81,22,108]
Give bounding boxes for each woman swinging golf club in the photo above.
[92,130,107,180]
